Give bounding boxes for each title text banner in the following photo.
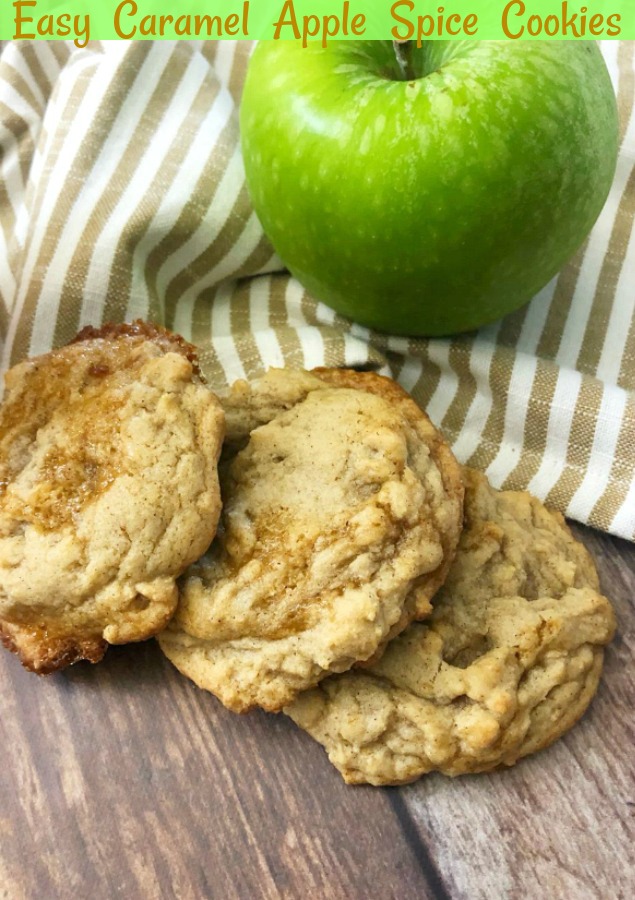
[4,1,634,48]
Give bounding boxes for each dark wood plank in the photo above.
[0,639,436,899]
[397,525,635,900]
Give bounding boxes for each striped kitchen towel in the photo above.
[0,40,633,540]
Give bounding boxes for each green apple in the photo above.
[240,40,618,336]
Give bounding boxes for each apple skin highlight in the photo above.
[240,40,618,337]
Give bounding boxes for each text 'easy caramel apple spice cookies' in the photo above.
[0,323,616,786]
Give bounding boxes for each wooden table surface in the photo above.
[1,523,633,900]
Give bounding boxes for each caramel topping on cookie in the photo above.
[0,322,225,673]
[0,344,129,531]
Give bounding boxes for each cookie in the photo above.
[287,468,616,784]
[0,322,225,673]
[158,368,464,712]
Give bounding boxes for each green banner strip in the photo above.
[4,1,633,46]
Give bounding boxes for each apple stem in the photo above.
[392,40,417,82]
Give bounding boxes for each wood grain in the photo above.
[0,524,633,900]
